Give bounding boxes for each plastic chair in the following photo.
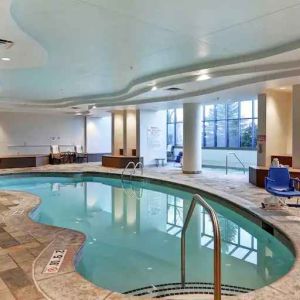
[74,145,88,163]
[174,151,183,167]
[50,145,64,164]
[265,167,300,206]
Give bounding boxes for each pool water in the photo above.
[0,174,294,293]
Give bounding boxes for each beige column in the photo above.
[293,85,300,168]
[257,94,267,166]
[111,111,124,155]
[124,110,137,156]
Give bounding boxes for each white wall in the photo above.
[139,110,167,166]
[173,148,257,168]
[202,149,257,168]
[0,112,84,155]
[86,116,112,153]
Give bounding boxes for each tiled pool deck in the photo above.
[0,163,300,300]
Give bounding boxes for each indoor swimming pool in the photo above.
[0,173,294,295]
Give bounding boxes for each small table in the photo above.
[155,158,165,167]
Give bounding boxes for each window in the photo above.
[167,100,258,149]
[228,119,239,147]
[176,123,183,146]
[204,121,215,147]
[202,99,258,149]
[216,120,226,147]
[167,124,175,145]
[167,108,183,147]
[167,195,183,237]
[240,119,253,147]
[228,102,239,119]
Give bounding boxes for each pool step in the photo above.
[123,282,254,298]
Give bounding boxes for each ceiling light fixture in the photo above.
[279,87,287,90]
[1,57,10,61]
[75,112,82,116]
[197,68,209,75]
[92,105,97,109]
[197,74,211,81]
[151,86,157,91]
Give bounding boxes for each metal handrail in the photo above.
[226,152,246,174]
[121,161,136,180]
[134,162,144,176]
[181,194,221,300]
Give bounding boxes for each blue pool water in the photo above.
[0,174,294,293]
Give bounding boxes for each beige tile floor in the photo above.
[0,163,299,300]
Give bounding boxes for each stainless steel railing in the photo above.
[181,194,221,300]
[121,161,144,181]
[134,162,144,176]
[226,152,246,174]
[121,162,136,180]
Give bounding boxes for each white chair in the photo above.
[74,145,88,163]
[50,145,63,164]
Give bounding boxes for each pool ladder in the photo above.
[121,161,143,181]
[181,194,222,300]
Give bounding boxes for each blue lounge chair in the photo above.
[174,151,183,167]
[265,167,300,207]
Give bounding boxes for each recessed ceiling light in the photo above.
[279,87,287,90]
[1,57,11,61]
[197,68,209,75]
[75,112,82,116]
[197,74,211,81]
[151,86,157,91]
[92,105,97,109]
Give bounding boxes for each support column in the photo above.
[136,110,140,157]
[257,94,267,166]
[182,103,202,174]
[293,85,300,168]
[83,116,87,153]
[111,111,124,155]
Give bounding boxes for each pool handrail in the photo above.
[226,152,246,174]
[134,162,143,176]
[181,194,221,300]
[121,161,136,180]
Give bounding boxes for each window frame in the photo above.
[167,108,183,147]
[202,99,258,150]
[167,99,258,150]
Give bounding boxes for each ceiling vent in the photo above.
[165,87,183,92]
[0,39,14,48]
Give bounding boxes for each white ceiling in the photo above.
[1,0,300,113]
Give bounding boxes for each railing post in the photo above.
[226,152,245,175]
[134,162,143,176]
[121,161,136,181]
[181,194,222,300]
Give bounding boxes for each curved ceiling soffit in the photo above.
[14,57,300,108]
[0,0,47,69]
[100,68,300,108]
[7,0,300,105]
[12,68,300,110]
[5,38,300,108]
